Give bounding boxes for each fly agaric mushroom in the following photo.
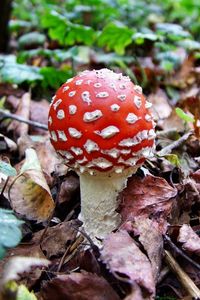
[48,69,156,244]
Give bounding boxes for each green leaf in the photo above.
[132,32,158,45]
[18,32,46,49]
[0,161,17,177]
[39,67,72,89]
[5,281,37,300]
[42,11,95,46]
[165,154,180,167]
[175,107,195,123]
[0,55,42,84]
[98,22,134,55]
[0,209,23,259]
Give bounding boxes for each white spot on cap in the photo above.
[109,83,117,91]
[50,131,57,141]
[136,130,148,142]
[95,126,120,139]
[119,83,126,89]
[57,131,67,141]
[69,105,77,115]
[94,83,102,88]
[145,114,152,122]
[96,92,109,98]
[120,149,131,155]
[57,109,65,119]
[66,78,73,83]
[101,148,120,158]
[134,95,142,109]
[117,73,123,80]
[75,79,83,85]
[145,101,152,109]
[111,104,120,112]
[81,91,92,105]
[71,147,83,155]
[83,110,103,122]
[117,94,126,101]
[84,140,99,153]
[86,80,92,85]
[58,150,73,160]
[68,127,82,139]
[152,121,156,128]
[119,137,137,147]
[48,116,52,125]
[126,113,139,124]
[69,91,76,97]
[63,86,69,92]
[77,157,88,164]
[95,71,106,79]
[53,99,62,110]
[134,85,142,93]
[149,129,156,140]
[87,157,112,169]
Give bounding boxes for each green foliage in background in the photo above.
[1,0,200,92]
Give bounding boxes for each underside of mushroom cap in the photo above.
[48,69,156,175]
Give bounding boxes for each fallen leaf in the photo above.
[9,148,55,222]
[133,217,163,281]
[8,92,31,138]
[148,88,172,121]
[39,219,79,259]
[1,256,49,285]
[30,99,49,135]
[101,230,155,297]
[178,224,200,255]
[40,272,120,300]
[58,174,79,204]
[119,174,177,231]
[0,134,17,152]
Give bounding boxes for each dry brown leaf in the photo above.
[39,219,79,259]
[178,224,200,255]
[133,217,163,282]
[30,99,49,135]
[9,148,55,222]
[101,230,155,298]
[58,174,79,204]
[40,272,120,300]
[8,92,31,137]
[0,134,17,152]
[17,135,66,184]
[1,256,50,285]
[148,88,172,121]
[119,174,177,231]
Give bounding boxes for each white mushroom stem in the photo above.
[79,168,137,245]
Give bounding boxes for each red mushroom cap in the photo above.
[48,69,156,174]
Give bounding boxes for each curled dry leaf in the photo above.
[9,148,55,222]
[0,134,17,152]
[178,224,200,255]
[8,92,31,138]
[1,256,50,285]
[101,230,155,298]
[41,272,120,300]
[119,174,177,232]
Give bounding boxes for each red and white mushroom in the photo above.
[48,68,156,244]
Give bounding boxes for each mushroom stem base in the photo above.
[79,169,134,245]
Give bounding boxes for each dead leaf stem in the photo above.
[0,108,48,130]
[157,131,193,156]
[164,234,200,271]
[165,250,200,299]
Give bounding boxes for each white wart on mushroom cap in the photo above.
[48,68,156,174]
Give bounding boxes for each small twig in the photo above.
[165,250,200,299]
[164,234,200,271]
[0,109,48,130]
[157,131,193,156]
[57,234,84,272]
